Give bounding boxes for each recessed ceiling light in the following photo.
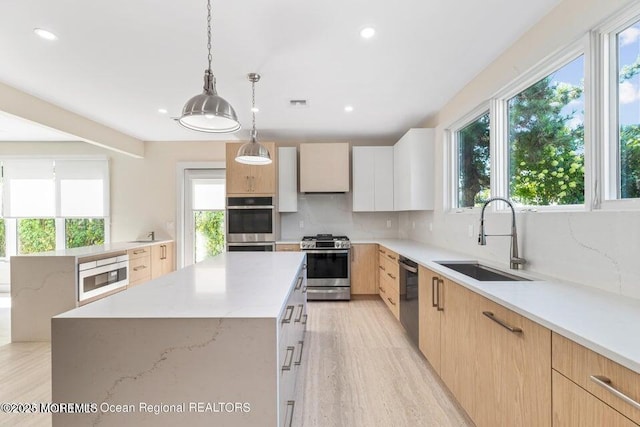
[251,107,260,113]
[158,108,168,114]
[360,27,375,39]
[344,105,354,112]
[33,28,58,41]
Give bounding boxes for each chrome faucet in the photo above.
[147,231,155,241]
[478,197,526,270]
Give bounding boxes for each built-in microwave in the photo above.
[78,252,129,304]
[226,196,276,242]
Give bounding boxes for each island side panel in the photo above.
[11,256,77,342]
[52,317,277,427]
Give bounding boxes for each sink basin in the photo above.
[435,261,530,282]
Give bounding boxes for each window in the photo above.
[0,158,109,256]
[507,55,585,206]
[616,19,640,199]
[455,112,490,208]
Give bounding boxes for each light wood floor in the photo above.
[0,295,472,427]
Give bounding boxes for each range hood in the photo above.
[299,143,350,193]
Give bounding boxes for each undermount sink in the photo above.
[435,261,530,282]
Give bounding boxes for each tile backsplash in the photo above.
[279,193,399,241]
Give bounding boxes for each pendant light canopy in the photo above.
[235,73,272,165]
[178,0,240,133]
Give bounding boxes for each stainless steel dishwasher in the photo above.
[399,256,419,346]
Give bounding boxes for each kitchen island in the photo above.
[51,252,307,427]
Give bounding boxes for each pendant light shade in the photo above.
[235,73,272,165]
[177,0,240,133]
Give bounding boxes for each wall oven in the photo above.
[226,196,276,242]
[78,252,129,304]
[227,242,275,252]
[300,234,351,301]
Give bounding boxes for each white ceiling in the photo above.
[0,111,77,141]
[0,0,562,143]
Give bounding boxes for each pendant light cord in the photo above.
[252,78,257,136]
[207,0,213,72]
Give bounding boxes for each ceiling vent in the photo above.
[289,99,308,108]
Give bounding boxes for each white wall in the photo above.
[400,0,640,299]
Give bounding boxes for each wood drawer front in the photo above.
[380,270,399,296]
[378,245,398,263]
[382,287,399,320]
[130,255,151,283]
[553,370,638,427]
[552,332,640,424]
[128,246,151,260]
[378,255,399,283]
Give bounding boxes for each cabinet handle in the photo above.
[133,265,147,271]
[251,176,256,192]
[301,314,308,325]
[245,176,249,191]
[302,285,307,294]
[133,249,146,254]
[294,304,304,322]
[378,248,385,254]
[482,311,522,333]
[431,277,438,308]
[379,265,386,271]
[282,346,295,371]
[590,375,640,410]
[294,340,304,366]
[387,297,396,306]
[285,400,295,427]
[161,245,166,260]
[437,279,444,311]
[387,272,396,280]
[379,286,386,294]
[388,255,397,261]
[282,305,295,324]
[294,276,303,290]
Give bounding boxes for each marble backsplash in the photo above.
[399,210,640,300]
[280,193,399,241]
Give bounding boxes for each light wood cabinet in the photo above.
[378,245,399,319]
[350,244,378,295]
[226,142,277,195]
[278,147,298,212]
[474,295,551,427]
[151,241,175,279]
[352,146,394,212]
[553,370,637,427]
[128,247,151,287]
[418,265,442,373]
[393,128,434,211]
[299,143,349,192]
[552,333,640,424]
[276,243,300,252]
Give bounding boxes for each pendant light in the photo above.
[178,0,240,133]
[235,73,272,165]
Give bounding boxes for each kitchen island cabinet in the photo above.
[52,252,307,427]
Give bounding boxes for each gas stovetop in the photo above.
[300,234,351,249]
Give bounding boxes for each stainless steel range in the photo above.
[300,234,351,301]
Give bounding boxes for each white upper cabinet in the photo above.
[352,146,394,212]
[393,128,434,211]
[299,143,349,192]
[278,147,297,212]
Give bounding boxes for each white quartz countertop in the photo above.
[372,239,640,374]
[55,252,306,319]
[16,240,173,258]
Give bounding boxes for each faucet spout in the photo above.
[478,197,526,270]
[147,231,155,241]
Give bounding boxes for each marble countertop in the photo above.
[373,239,640,374]
[16,239,173,258]
[55,252,306,319]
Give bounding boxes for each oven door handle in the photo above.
[303,250,350,254]
[227,205,275,210]
[398,261,418,273]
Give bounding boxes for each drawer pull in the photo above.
[285,400,295,427]
[437,278,444,312]
[133,265,147,271]
[379,286,386,294]
[282,305,295,324]
[482,311,521,333]
[387,272,396,280]
[294,340,304,366]
[294,304,304,322]
[378,249,385,254]
[431,277,438,308]
[282,346,295,371]
[133,249,146,254]
[590,375,640,410]
[294,276,303,290]
[388,255,397,261]
[387,297,396,306]
[302,285,307,294]
[301,314,308,325]
[379,265,386,271]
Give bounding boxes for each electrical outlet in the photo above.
[386,220,392,228]
[299,220,304,229]
[468,224,474,238]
